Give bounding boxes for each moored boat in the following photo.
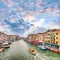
[0,47,4,52]
[46,47,60,54]
[3,43,10,48]
[48,47,53,51]
[50,48,60,54]
[53,49,59,53]
[0,41,4,52]
[46,46,50,50]
[58,50,60,54]
[38,45,47,51]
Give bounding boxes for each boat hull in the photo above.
[3,42,10,48]
[40,48,47,51]
[3,45,10,48]
[38,45,47,51]
[0,48,4,52]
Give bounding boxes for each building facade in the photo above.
[28,34,36,41]
[0,32,20,42]
[28,29,60,46]
[0,32,8,41]
[52,29,60,45]
[35,33,44,42]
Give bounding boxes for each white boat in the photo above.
[3,43,10,48]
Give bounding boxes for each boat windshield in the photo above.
[32,50,35,52]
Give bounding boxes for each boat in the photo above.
[48,48,60,54]
[0,41,4,52]
[38,45,47,51]
[46,46,60,54]
[3,43,10,48]
[29,48,36,55]
[53,49,59,53]
[0,47,4,52]
[46,46,50,50]
[58,50,60,54]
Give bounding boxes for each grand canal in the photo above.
[0,40,60,60]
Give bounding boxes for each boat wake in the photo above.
[34,53,60,60]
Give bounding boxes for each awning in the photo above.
[44,42,50,45]
[51,44,59,47]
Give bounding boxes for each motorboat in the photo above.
[3,43,10,48]
[29,48,36,55]
[38,45,47,51]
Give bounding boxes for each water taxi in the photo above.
[29,48,36,55]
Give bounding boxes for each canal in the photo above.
[0,40,60,60]
[0,40,36,60]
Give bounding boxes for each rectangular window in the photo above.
[48,41,50,43]
[48,37,50,39]
[56,37,58,39]
[56,33,58,35]
[56,41,58,44]
[48,34,50,36]
[51,37,52,39]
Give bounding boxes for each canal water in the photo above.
[0,40,60,60]
[0,40,34,60]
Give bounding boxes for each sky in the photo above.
[0,0,60,37]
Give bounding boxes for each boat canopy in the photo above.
[0,42,3,44]
[47,43,59,47]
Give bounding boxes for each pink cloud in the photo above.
[2,0,14,7]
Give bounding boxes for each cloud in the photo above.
[23,14,35,22]
[46,7,60,16]
[0,20,18,35]
[32,18,45,27]
[0,0,60,37]
[0,23,11,34]
[1,0,60,16]
[9,17,19,23]
[19,25,24,29]
[2,0,14,7]
[43,22,60,29]
[24,18,45,37]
